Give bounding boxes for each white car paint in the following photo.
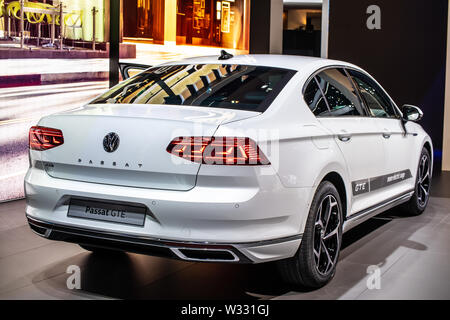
[25,54,432,263]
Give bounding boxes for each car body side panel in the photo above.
[375,119,421,196]
[317,117,386,215]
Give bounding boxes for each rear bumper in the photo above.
[25,165,311,263]
[27,215,302,264]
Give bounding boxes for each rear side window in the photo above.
[347,69,398,118]
[304,77,329,115]
[91,64,296,113]
[304,68,365,117]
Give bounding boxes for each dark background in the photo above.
[328,0,448,156]
[250,0,272,54]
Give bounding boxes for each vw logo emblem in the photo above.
[103,132,120,153]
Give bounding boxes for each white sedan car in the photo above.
[25,54,432,288]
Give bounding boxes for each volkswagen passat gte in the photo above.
[26,54,432,288]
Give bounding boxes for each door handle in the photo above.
[382,133,391,139]
[338,134,352,142]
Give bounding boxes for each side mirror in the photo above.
[401,104,423,122]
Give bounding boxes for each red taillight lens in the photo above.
[167,137,270,165]
[29,126,64,151]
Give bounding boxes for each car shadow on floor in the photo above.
[31,207,432,300]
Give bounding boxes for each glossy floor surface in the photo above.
[0,174,449,300]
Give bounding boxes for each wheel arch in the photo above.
[311,162,351,221]
[423,140,433,167]
[321,172,348,220]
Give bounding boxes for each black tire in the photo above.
[277,181,343,288]
[401,147,432,216]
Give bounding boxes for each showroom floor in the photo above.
[0,172,449,300]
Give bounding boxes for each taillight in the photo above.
[167,137,270,165]
[29,126,64,151]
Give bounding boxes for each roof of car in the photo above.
[158,54,358,72]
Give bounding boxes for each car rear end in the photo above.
[25,61,305,263]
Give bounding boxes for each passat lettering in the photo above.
[85,206,109,216]
[84,206,126,218]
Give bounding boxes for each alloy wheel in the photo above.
[417,154,431,207]
[313,194,341,276]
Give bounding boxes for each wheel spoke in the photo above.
[314,248,320,260]
[315,204,323,228]
[314,237,322,265]
[417,187,423,202]
[315,222,323,229]
[321,239,334,273]
[420,184,429,197]
[323,225,339,241]
[421,157,427,174]
[322,197,330,224]
[420,170,429,184]
[423,160,429,177]
[314,246,321,262]
[324,196,337,232]
[416,154,431,206]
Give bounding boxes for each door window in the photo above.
[347,69,398,118]
[303,68,365,117]
[316,68,365,116]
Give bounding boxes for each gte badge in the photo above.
[103,132,120,153]
[352,179,370,196]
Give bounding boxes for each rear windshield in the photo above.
[91,64,295,112]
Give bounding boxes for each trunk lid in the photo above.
[36,104,258,191]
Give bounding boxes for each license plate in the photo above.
[68,199,146,227]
